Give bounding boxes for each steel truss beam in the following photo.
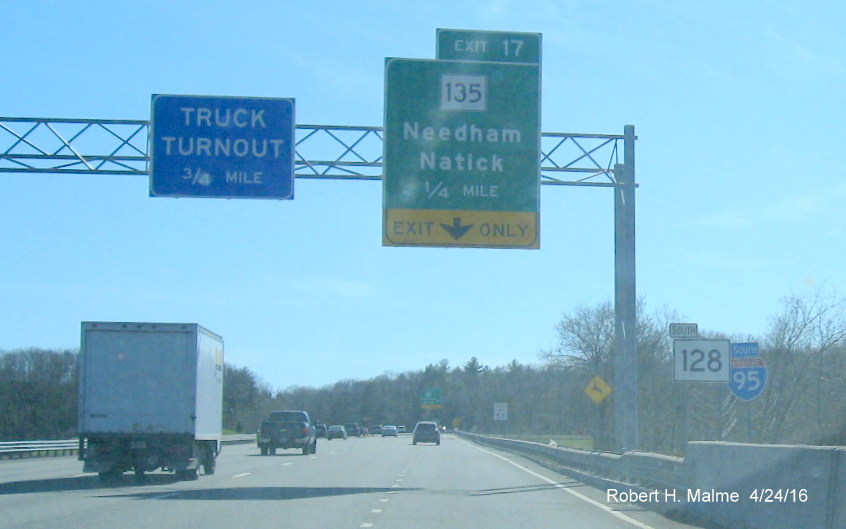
[0,117,625,187]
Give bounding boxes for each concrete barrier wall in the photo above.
[459,432,845,529]
[686,441,844,529]
[834,449,846,529]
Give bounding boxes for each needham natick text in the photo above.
[402,121,524,173]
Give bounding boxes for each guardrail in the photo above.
[0,440,80,458]
[455,431,689,491]
[0,434,256,459]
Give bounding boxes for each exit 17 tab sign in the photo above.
[382,58,540,249]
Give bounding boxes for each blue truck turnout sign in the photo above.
[150,94,295,199]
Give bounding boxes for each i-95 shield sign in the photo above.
[728,342,767,400]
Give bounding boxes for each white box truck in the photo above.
[77,322,224,481]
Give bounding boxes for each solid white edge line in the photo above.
[457,438,657,529]
[233,472,251,478]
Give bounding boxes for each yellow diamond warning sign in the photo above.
[584,376,612,405]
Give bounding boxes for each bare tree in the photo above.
[540,301,615,372]
[754,289,846,443]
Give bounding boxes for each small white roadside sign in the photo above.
[668,322,699,339]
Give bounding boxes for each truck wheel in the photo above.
[301,445,309,455]
[203,456,216,475]
[311,440,317,454]
[269,447,276,455]
[259,446,267,455]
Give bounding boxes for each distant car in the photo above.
[315,423,328,438]
[344,423,362,437]
[370,425,382,435]
[327,425,347,440]
[397,425,406,433]
[381,425,398,437]
[412,421,440,445]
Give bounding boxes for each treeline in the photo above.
[235,290,846,454]
[0,350,276,441]
[0,349,78,440]
[3,289,845,454]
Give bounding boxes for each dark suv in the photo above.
[314,423,328,438]
[412,421,440,445]
[344,423,362,437]
[257,410,317,455]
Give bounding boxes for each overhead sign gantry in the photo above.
[0,27,639,451]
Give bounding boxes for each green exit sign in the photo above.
[437,28,541,64]
[383,58,540,249]
[421,387,442,409]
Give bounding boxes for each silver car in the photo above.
[381,425,398,437]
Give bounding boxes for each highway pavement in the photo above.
[0,433,703,529]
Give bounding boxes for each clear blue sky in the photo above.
[2,1,844,390]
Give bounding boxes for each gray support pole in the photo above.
[613,125,638,451]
